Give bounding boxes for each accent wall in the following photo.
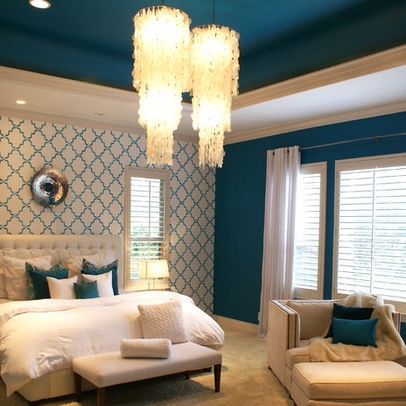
[214,111,406,325]
[0,115,215,312]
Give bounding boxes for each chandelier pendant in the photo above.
[132,5,191,165]
[191,24,239,168]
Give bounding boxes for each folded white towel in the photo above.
[120,338,172,359]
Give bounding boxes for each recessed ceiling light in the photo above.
[29,0,51,9]
[16,100,27,105]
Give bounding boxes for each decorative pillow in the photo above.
[287,301,334,339]
[74,281,99,299]
[63,250,116,277]
[138,301,187,344]
[82,271,114,297]
[2,255,52,300]
[47,276,78,299]
[27,264,69,299]
[326,303,374,337]
[331,317,378,347]
[82,260,118,295]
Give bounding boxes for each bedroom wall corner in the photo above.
[0,115,215,312]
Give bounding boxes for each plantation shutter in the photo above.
[293,163,326,297]
[335,157,406,306]
[128,175,167,281]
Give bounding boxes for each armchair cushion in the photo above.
[286,300,334,339]
[286,346,311,369]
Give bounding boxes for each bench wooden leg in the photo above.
[214,363,221,392]
[97,387,106,406]
[74,372,82,402]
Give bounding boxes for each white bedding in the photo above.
[0,291,224,396]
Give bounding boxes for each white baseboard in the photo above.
[213,315,259,335]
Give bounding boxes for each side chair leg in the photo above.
[214,363,221,392]
[74,372,82,402]
[97,387,106,406]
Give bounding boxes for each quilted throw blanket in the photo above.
[0,291,224,396]
[309,294,406,362]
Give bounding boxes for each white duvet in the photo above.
[0,291,224,396]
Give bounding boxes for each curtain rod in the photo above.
[300,131,406,151]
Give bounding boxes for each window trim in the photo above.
[124,166,170,290]
[332,152,406,312]
[294,161,327,299]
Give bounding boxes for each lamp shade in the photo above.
[143,259,169,279]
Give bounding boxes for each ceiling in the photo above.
[1,0,405,143]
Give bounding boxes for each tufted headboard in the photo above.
[0,234,123,288]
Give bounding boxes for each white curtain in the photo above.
[259,146,300,337]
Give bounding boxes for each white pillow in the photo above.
[82,271,114,297]
[63,250,116,277]
[1,255,52,300]
[47,276,78,299]
[138,301,187,344]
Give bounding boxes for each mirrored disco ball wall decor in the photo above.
[31,168,68,207]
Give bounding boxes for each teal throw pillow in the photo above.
[81,259,118,295]
[26,262,69,299]
[331,317,378,347]
[74,281,99,299]
[326,303,374,337]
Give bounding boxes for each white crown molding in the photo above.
[0,66,137,103]
[2,107,197,144]
[0,66,197,144]
[1,44,405,147]
[227,100,406,144]
[1,106,140,135]
[232,45,406,111]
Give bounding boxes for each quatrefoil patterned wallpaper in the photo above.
[0,115,215,312]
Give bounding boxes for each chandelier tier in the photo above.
[132,5,191,165]
[191,24,239,168]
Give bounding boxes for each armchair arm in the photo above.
[267,300,300,384]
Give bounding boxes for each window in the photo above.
[293,162,326,299]
[333,153,406,312]
[124,167,169,290]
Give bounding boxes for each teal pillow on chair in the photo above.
[81,259,118,295]
[26,263,69,299]
[331,317,378,347]
[74,281,99,299]
[326,303,374,337]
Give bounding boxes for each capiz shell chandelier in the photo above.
[191,24,239,168]
[132,5,191,165]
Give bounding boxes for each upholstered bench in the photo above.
[290,360,406,406]
[72,342,222,406]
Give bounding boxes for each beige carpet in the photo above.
[1,327,294,405]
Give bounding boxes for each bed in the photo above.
[0,234,224,403]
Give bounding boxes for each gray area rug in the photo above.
[1,327,293,405]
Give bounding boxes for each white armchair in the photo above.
[267,298,403,390]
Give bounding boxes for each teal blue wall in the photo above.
[214,112,406,333]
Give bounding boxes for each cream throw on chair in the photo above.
[309,293,406,362]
